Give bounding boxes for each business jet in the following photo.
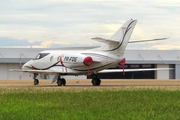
[10,19,170,86]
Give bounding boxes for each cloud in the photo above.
[0,37,41,47]
[0,37,100,48]
[0,0,180,49]
[149,44,180,50]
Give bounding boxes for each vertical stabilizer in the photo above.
[101,19,137,56]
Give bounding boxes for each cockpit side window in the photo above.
[34,53,50,60]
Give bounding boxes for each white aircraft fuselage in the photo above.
[22,49,124,75]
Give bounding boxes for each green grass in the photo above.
[0,88,180,120]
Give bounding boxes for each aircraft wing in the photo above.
[10,68,174,75]
[9,69,57,75]
[98,68,174,73]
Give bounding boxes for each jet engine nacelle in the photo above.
[60,53,93,68]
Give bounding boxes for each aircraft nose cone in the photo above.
[22,60,33,69]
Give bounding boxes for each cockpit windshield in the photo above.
[34,53,50,60]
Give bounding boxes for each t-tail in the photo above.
[92,19,137,56]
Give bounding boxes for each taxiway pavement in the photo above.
[0,79,180,91]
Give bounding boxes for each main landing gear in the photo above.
[57,75,66,86]
[91,73,101,86]
[33,73,39,85]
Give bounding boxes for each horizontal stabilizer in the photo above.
[99,68,174,73]
[92,37,168,44]
[91,37,119,44]
[128,37,169,43]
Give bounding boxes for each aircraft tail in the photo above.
[99,19,137,56]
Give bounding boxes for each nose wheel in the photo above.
[33,73,39,85]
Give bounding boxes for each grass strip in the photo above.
[0,88,180,120]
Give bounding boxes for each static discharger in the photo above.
[83,56,93,76]
[118,58,126,75]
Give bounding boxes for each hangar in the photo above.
[0,48,178,80]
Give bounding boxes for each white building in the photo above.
[0,48,178,80]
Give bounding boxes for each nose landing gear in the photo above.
[33,73,39,85]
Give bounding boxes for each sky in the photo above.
[0,0,180,50]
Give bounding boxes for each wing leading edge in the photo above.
[9,69,57,75]
[10,68,174,75]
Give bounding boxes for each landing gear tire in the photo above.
[57,78,66,86]
[33,73,39,85]
[91,73,101,86]
[61,78,66,86]
[92,78,101,86]
[57,79,62,86]
[34,79,39,85]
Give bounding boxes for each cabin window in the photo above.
[57,56,60,62]
[50,56,53,62]
[34,53,49,60]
